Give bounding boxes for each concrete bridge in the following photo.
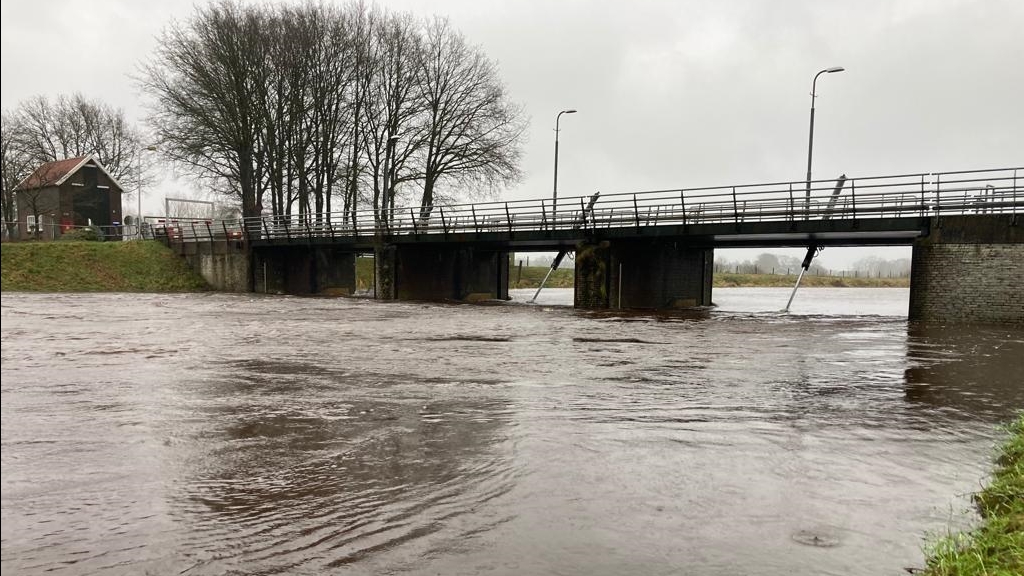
[159,167,1022,324]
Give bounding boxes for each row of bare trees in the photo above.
[139,0,527,225]
[1,94,146,238]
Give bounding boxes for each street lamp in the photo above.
[805,67,844,210]
[382,135,399,224]
[552,109,577,220]
[136,145,157,237]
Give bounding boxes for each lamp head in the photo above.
[825,66,845,73]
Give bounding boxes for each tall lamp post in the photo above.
[552,109,577,221]
[805,67,844,209]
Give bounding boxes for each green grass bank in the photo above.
[1,241,208,292]
[923,414,1024,575]
[713,272,909,288]
[353,261,910,290]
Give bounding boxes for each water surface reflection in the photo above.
[1,291,1020,575]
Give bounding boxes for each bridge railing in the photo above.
[150,217,247,243]
[232,167,1020,242]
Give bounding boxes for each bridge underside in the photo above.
[575,240,714,309]
[246,217,932,308]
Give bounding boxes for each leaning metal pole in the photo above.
[783,172,846,313]
[529,191,601,304]
[783,266,808,313]
[528,250,568,303]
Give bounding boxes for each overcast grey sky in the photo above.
[2,0,1021,267]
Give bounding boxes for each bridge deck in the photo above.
[152,167,1020,250]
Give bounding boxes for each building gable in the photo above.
[15,155,125,193]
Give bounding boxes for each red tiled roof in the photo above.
[15,156,90,191]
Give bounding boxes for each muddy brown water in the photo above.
[2,289,1021,575]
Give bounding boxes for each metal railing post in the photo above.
[633,194,640,228]
[731,187,739,224]
[850,178,856,224]
[505,202,513,235]
[920,175,926,217]
[680,190,687,228]
[788,183,794,223]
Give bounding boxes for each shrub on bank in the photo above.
[59,227,103,242]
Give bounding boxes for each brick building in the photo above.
[14,155,125,240]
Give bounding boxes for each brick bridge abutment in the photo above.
[909,214,1022,324]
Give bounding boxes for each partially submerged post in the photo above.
[529,191,601,303]
[783,244,819,313]
[783,175,846,313]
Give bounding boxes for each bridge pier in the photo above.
[252,246,356,295]
[909,214,1023,324]
[375,245,510,302]
[575,240,713,309]
[171,239,251,292]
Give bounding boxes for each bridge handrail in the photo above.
[195,166,1022,243]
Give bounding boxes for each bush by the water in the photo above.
[59,227,104,242]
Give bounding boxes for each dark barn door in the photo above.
[72,165,111,226]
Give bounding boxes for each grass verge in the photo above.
[354,261,910,290]
[922,413,1024,575]
[1,241,208,292]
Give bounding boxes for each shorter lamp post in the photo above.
[137,145,157,237]
[382,135,399,227]
[552,109,577,221]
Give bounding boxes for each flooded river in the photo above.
[2,289,1021,575]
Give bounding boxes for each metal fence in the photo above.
[241,167,1021,242]
[7,167,1016,244]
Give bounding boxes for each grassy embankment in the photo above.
[506,264,908,289]
[922,414,1023,575]
[1,241,208,292]
[713,272,909,288]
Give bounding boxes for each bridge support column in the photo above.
[175,239,251,292]
[575,240,713,309]
[374,243,397,300]
[252,246,356,295]
[389,245,509,302]
[909,215,1023,324]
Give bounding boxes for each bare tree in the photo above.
[7,94,145,191]
[360,10,424,227]
[414,18,525,219]
[1,113,33,238]
[139,0,271,218]
[139,1,527,225]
